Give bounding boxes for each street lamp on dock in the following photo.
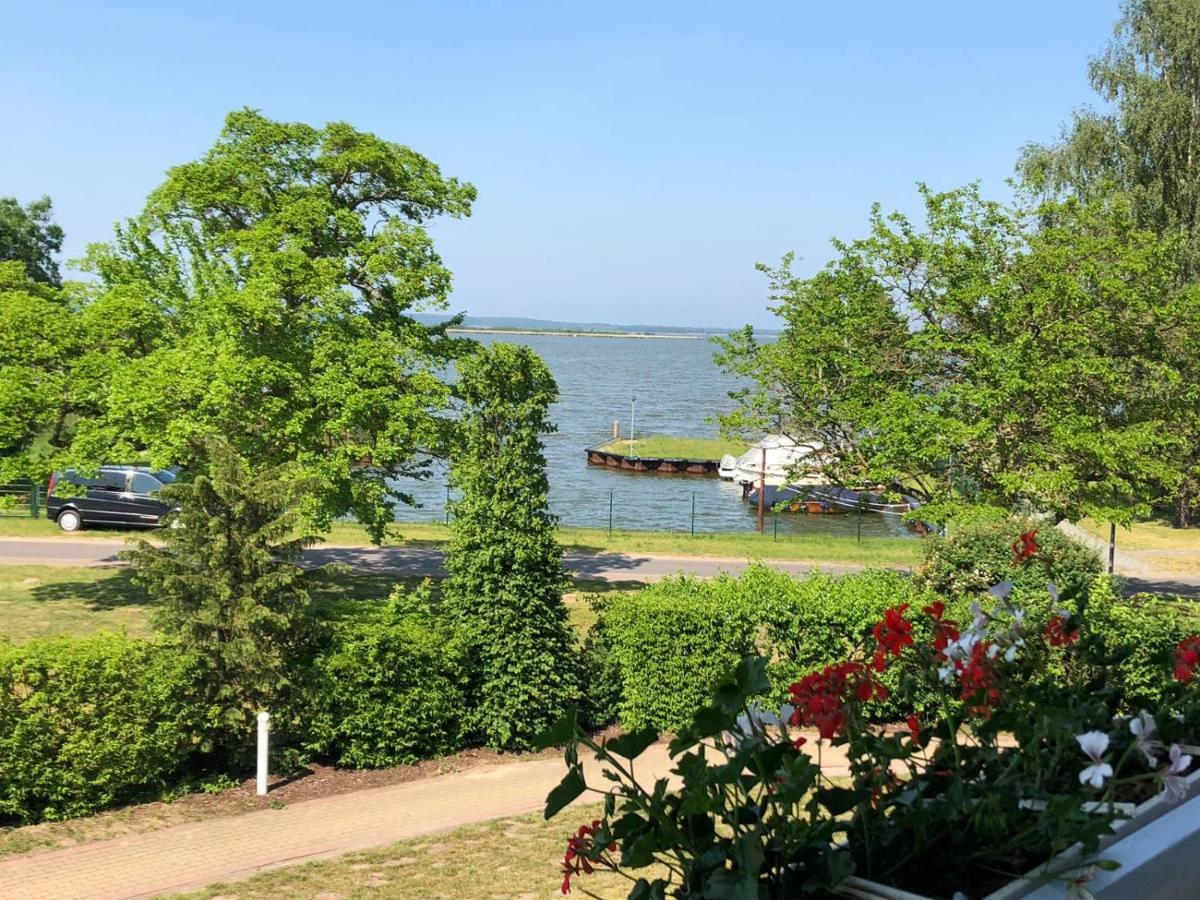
[630,396,636,457]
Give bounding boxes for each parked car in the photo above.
[46,466,175,532]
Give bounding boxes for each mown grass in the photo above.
[182,803,651,900]
[0,517,924,568]
[594,434,746,460]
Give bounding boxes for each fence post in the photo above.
[256,711,270,796]
[857,497,865,543]
[773,509,778,540]
[608,490,614,535]
[444,484,450,525]
[30,485,39,520]
[690,493,696,537]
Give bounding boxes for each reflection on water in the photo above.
[391,332,916,540]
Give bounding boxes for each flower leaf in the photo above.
[543,765,586,819]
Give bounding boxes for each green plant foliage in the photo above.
[7,110,477,539]
[0,195,63,286]
[0,634,217,824]
[915,519,1102,600]
[441,343,581,750]
[124,438,322,760]
[307,586,469,767]
[595,565,935,730]
[717,187,1192,527]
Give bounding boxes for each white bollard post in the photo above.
[256,711,270,796]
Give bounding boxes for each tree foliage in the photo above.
[124,438,321,758]
[441,343,580,750]
[0,195,64,286]
[718,186,1194,524]
[1019,0,1200,525]
[2,110,476,538]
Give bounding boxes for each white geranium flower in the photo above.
[1163,744,1193,804]
[1065,865,1096,900]
[1047,582,1059,602]
[1129,711,1163,766]
[988,581,1014,601]
[1077,731,1113,789]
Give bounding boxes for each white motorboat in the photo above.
[732,435,824,486]
[717,454,738,480]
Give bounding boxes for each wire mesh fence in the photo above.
[0,484,44,519]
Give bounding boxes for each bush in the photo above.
[0,634,216,824]
[915,519,1101,600]
[306,597,470,768]
[594,565,933,730]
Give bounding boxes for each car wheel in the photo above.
[57,509,83,532]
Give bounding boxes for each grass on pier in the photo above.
[594,434,746,461]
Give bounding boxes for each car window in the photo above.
[129,472,164,495]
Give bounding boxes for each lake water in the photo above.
[392,332,915,539]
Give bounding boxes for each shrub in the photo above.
[595,565,931,730]
[0,634,216,824]
[915,519,1101,600]
[306,594,469,768]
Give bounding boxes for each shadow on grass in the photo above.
[29,566,153,610]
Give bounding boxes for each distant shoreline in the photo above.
[447,327,708,340]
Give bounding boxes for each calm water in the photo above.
[392,332,915,539]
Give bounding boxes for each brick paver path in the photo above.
[0,737,848,899]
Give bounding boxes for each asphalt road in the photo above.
[3,537,1196,595]
[0,537,857,582]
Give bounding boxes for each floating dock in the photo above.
[585,447,719,475]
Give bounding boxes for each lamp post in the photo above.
[630,397,636,457]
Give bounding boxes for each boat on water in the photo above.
[731,435,825,487]
[744,483,919,517]
[717,454,738,480]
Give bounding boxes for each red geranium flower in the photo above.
[874,604,915,660]
[561,820,615,894]
[958,641,1000,706]
[1012,530,1039,564]
[906,713,922,743]
[789,661,867,740]
[1175,636,1200,684]
[1045,614,1079,647]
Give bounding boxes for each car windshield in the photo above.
[129,472,164,495]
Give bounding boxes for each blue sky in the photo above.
[3,1,1118,328]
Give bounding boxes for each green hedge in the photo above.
[0,634,217,824]
[305,609,470,768]
[593,565,938,731]
[915,519,1102,600]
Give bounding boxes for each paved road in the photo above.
[0,537,858,582]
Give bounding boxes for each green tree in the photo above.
[719,186,1185,525]
[73,109,476,538]
[0,195,64,286]
[0,262,82,480]
[1019,0,1200,525]
[441,343,580,750]
[124,439,321,758]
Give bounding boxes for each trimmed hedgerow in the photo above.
[305,599,470,768]
[593,564,938,731]
[0,634,217,824]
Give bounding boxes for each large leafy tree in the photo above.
[441,343,580,750]
[71,109,476,537]
[719,185,1187,525]
[0,195,64,286]
[1019,0,1200,525]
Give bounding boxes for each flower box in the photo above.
[833,768,1200,899]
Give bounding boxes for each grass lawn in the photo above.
[1078,517,1200,578]
[0,517,924,568]
[182,803,648,900]
[594,434,746,460]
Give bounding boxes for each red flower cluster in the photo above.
[789,661,886,740]
[958,641,1000,706]
[1174,636,1200,684]
[873,604,915,668]
[1012,530,1038,564]
[923,602,961,655]
[560,820,615,894]
[1045,614,1079,647]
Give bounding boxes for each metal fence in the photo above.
[0,483,45,519]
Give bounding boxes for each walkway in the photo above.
[0,736,848,899]
[0,537,863,581]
